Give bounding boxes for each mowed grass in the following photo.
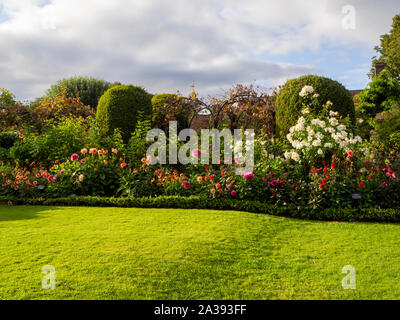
[1,206,400,300]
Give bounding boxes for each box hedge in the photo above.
[96,85,152,141]
[1,196,399,223]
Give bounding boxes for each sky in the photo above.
[0,0,399,101]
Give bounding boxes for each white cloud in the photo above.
[0,0,398,100]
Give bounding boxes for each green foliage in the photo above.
[46,76,112,108]
[275,75,355,137]
[96,85,152,142]
[376,158,400,208]
[0,131,19,149]
[0,147,10,161]
[0,103,39,132]
[373,104,400,152]
[356,70,400,119]
[125,114,153,167]
[0,131,17,161]
[9,118,88,166]
[50,151,121,197]
[371,14,400,79]
[151,93,178,129]
[0,88,16,108]
[86,117,125,153]
[36,92,95,127]
[0,92,94,134]
[118,168,161,197]
[150,92,196,133]
[389,132,400,152]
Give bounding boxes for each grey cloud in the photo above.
[0,0,399,100]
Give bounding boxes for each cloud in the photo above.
[0,0,398,100]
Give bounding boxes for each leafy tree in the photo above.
[36,91,95,127]
[0,103,38,133]
[208,84,276,135]
[371,14,400,79]
[153,85,276,135]
[373,103,400,152]
[0,91,94,135]
[356,70,400,119]
[46,76,112,108]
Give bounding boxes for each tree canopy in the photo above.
[371,14,400,79]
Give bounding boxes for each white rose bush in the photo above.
[284,86,363,167]
[266,85,398,208]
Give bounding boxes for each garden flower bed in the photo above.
[1,84,399,220]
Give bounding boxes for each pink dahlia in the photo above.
[192,149,201,157]
[181,181,191,190]
[244,173,255,181]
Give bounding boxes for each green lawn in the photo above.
[1,206,400,300]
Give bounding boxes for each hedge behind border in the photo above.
[1,196,399,223]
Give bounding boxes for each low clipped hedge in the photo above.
[1,196,400,223]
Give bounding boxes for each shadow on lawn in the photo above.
[0,206,52,222]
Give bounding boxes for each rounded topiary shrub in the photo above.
[96,85,152,141]
[151,93,177,129]
[275,75,355,137]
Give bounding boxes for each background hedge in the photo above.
[46,76,112,108]
[275,75,355,137]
